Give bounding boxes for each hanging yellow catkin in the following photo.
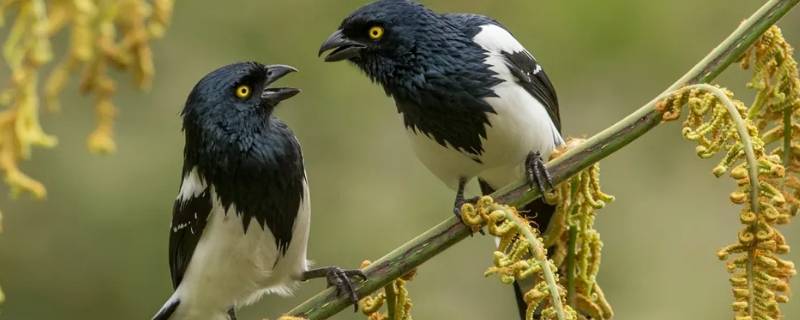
[0,0,174,307]
[544,139,614,320]
[0,0,174,198]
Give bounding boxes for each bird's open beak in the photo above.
[318,29,365,62]
[261,65,301,107]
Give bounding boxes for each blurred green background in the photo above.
[1,1,800,319]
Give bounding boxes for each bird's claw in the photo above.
[526,151,554,192]
[327,268,366,312]
[302,267,366,312]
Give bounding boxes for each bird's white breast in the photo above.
[170,171,310,319]
[405,24,563,190]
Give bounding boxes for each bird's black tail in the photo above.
[152,299,180,320]
[479,180,555,320]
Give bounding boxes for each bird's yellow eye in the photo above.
[235,85,251,99]
[368,26,384,40]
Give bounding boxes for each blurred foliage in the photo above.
[0,1,798,320]
[0,0,173,200]
[0,0,173,312]
[659,26,800,319]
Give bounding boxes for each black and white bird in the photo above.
[153,62,363,320]
[318,1,563,318]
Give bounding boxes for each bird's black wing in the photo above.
[502,50,561,132]
[168,187,212,288]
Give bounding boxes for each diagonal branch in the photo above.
[285,0,800,319]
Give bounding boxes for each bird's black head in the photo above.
[183,62,299,123]
[318,1,490,98]
[181,62,300,172]
[318,1,455,85]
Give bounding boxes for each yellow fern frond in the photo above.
[659,26,799,319]
[462,196,578,320]
[358,260,416,320]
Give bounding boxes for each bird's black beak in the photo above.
[318,29,365,62]
[262,65,301,107]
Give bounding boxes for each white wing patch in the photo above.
[472,24,529,84]
[473,24,527,54]
[173,167,208,234]
[177,167,207,201]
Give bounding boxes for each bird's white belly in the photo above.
[405,83,562,191]
[405,129,485,190]
[172,182,310,319]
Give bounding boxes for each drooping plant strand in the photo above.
[461,196,577,320]
[659,30,800,317]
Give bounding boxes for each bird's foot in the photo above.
[526,151,554,192]
[452,177,474,221]
[453,192,467,221]
[302,266,367,312]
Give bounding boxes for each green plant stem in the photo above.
[566,225,578,308]
[285,1,799,319]
[784,107,792,172]
[385,282,397,320]
[508,210,567,320]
